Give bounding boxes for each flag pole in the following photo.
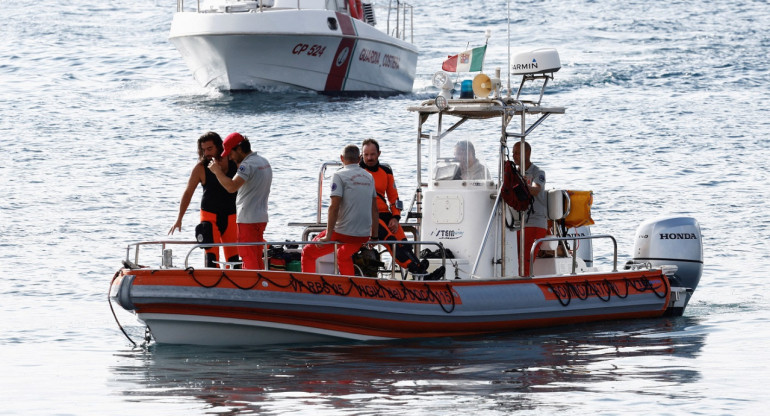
[453,41,471,90]
[481,29,491,72]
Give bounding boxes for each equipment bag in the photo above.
[419,247,454,259]
[353,247,384,277]
[501,160,534,212]
[195,221,214,244]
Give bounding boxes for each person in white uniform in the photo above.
[209,132,272,270]
[301,144,379,275]
[513,140,546,276]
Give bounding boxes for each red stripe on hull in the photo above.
[336,11,356,36]
[324,12,357,91]
[135,302,666,340]
[126,268,666,308]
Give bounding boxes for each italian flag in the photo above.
[442,45,487,72]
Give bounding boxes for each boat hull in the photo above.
[169,10,418,94]
[111,268,675,346]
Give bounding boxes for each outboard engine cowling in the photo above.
[633,216,703,294]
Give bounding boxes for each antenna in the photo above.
[506,0,511,98]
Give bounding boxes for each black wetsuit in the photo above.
[201,160,237,235]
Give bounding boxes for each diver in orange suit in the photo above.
[360,138,444,280]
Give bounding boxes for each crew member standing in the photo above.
[209,132,272,270]
[301,144,378,276]
[359,138,444,280]
[513,140,547,276]
[168,131,238,267]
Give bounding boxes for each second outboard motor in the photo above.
[632,216,703,296]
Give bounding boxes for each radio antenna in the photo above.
[506,0,511,98]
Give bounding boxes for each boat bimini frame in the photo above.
[408,48,569,278]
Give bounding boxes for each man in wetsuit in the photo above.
[301,144,378,276]
[169,131,238,268]
[360,138,445,280]
[209,132,273,270]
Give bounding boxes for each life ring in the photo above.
[347,0,363,20]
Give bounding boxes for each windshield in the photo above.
[430,138,492,181]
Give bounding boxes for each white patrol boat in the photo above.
[169,0,418,95]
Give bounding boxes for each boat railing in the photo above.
[124,239,446,280]
[315,161,343,224]
[386,0,413,43]
[176,0,332,13]
[305,160,420,233]
[530,234,618,277]
[291,222,418,242]
[124,240,200,268]
[176,0,408,30]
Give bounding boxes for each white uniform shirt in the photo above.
[234,152,272,223]
[524,163,547,229]
[330,164,375,237]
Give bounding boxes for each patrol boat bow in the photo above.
[109,49,702,346]
[169,0,418,95]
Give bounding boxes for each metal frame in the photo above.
[124,239,446,280]
[409,97,565,279]
[529,234,618,277]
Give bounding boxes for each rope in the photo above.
[183,268,458,313]
[108,269,138,348]
[547,274,670,307]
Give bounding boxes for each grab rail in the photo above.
[175,1,415,44]
[125,239,445,280]
[386,0,413,43]
[529,234,617,277]
[179,0,289,13]
[316,161,342,224]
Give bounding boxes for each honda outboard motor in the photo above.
[632,216,703,297]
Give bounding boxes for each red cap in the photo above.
[221,132,245,158]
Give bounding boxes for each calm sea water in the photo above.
[2,0,769,414]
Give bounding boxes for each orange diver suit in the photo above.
[359,161,425,274]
